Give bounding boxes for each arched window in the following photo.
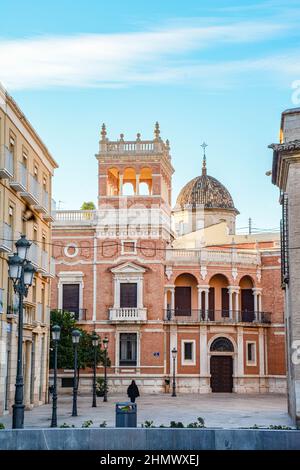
[210,337,234,352]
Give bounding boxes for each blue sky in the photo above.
[1,0,300,231]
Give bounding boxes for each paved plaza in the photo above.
[0,393,293,429]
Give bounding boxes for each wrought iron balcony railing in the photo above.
[164,309,271,324]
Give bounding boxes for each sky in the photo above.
[1,0,300,232]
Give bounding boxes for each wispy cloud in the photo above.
[0,18,297,90]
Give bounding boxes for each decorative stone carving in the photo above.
[165,266,173,280]
[232,267,238,281]
[200,265,207,280]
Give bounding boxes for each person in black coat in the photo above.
[127,380,140,403]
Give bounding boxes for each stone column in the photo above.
[236,327,244,392]
[170,287,175,310]
[235,289,240,321]
[197,286,202,321]
[135,174,140,195]
[119,174,123,195]
[200,326,209,392]
[204,288,209,320]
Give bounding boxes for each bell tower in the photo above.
[95,123,174,240]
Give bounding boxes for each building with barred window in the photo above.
[51,123,285,394]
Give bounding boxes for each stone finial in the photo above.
[101,123,107,141]
[166,139,170,150]
[201,142,208,176]
[136,132,141,141]
[120,133,124,141]
[154,121,161,140]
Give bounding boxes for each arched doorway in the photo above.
[210,337,234,393]
[239,275,254,322]
[208,274,230,321]
[174,273,198,317]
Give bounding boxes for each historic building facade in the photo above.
[51,124,286,394]
[0,84,58,415]
[270,107,300,425]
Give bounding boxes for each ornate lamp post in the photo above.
[51,325,61,427]
[171,347,177,397]
[71,329,81,417]
[91,332,100,408]
[102,337,109,402]
[8,235,35,429]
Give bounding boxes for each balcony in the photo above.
[0,222,13,253]
[43,199,56,222]
[20,174,40,205]
[34,188,49,214]
[164,309,271,324]
[30,242,40,269]
[0,288,4,314]
[40,251,55,278]
[52,210,97,226]
[36,302,43,323]
[166,248,260,266]
[109,307,147,321]
[7,294,19,318]
[9,161,27,192]
[0,145,13,179]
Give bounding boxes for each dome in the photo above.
[176,156,238,213]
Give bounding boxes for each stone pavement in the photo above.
[0,393,293,429]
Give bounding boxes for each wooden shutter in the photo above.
[120,283,137,308]
[221,287,229,317]
[62,284,79,314]
[241,289,254,321]
[208,287,215,320]
[175,287,191,316]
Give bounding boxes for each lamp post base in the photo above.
[12,403,25,429]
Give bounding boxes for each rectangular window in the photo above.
[246,342,256,366]
[184,342,193,360]
[182,340,196,365]
[119,333,137,366]
[62,284,80,316]
[120,283,137,308]
[121,240,136,254]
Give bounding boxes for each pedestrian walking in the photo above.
[127,380,140,403]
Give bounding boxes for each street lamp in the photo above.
[71,329,81,417]
[91,332,100,408]
[102,337,109,402]
[7,235,35,429]
[171,347,177,397]
[51,325,61,427]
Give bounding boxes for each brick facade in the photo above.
[51,124,286,394]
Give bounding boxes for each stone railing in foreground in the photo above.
[166,248,260,266]
[0,428,299,450]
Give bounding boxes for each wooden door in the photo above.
[175,286,191,316]
[241,289,254,322]
[210,356,233,392]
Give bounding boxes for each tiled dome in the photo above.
[176,158,238,213]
